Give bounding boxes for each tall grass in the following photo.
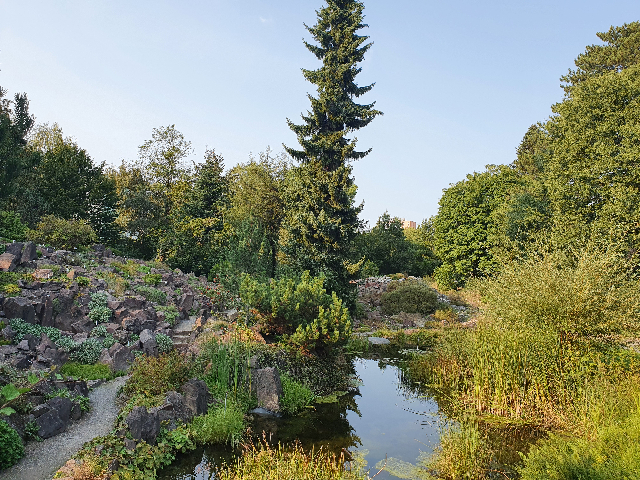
[217,443,370,480]
[191,403,245,446]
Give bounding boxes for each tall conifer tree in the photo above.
[282,0,381,300]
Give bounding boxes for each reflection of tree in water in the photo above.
[250,391,362,455]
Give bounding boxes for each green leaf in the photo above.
[0,406,16,416]
[27,373,39,385]
[55,373,63,380]
[1,383,20,402]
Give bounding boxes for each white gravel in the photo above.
[0,375,128,480]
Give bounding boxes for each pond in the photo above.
[158,356,444,480]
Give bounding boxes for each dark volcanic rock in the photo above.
[4,297,36,324]
[251,367,282,413]
[126,406,160,445]
[181,379,210,416]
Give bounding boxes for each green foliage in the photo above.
[2,284,20,296]
[60,362,112,380]
[102,334,116,349]
[69,338,103,364]
[380,280,439,316]
[90,325,107,338]
[143,273,162,286]
[520,412,640,480]
[194,339,251,404]
[76,276,90,287]
[280,374,315,416]
[156,305,179,326]
[432,165,524,288]
[88,291,112,324]
[0,211,28,241]
[28,215,97,250]
[134,285,167,304]
[241,272,352,349]
[191,404,244,446]
[155,333,173,354]
[216,442,368,480]
[124,350,192,397]
[0,420,24,470]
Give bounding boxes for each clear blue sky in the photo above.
[1,0,638,225]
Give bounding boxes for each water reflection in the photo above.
[158,358,442,480]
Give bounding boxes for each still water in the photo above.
[158,357,442,480]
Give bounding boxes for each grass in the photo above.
[191,404,245,446]
[60,362,114,380]
[217,442,371,480]
[280,374,315,415]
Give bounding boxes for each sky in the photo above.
[1,0,638,226]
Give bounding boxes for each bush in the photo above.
[155,333,173,354]
[240,272,352,349]
[0,419,24,470]
[124,351,192,397]
[280,374,315,416]
[88,291,112,324]
[134,285,167,304]
[191,404,244,446]
[70,338,103,364]
[143,274,162,286]
[380,280,439,316]
[0,211,28,241]
[156,305,180,326]
[28,215,97,250]
[90,325,107,338]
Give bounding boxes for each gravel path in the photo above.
[0,375,128,480]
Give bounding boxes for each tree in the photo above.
[432,165,523,288]
[561,22,640,91]
[281,0,381,300]
[226,148,289,278]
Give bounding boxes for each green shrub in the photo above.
[155,333,173,354]
[0,211,28,241]
[124,351,192,397]
[28,215,97,250]
[76,276,91,287]
[280,374,315,416]
[102,334,116,349]
[134,285,167,304]
[191,404,244,446]
[143,274,162,286]
[90,325,107,338]
[380,280,439,315]
[88,292,112,324]
[70,339,103,364]
[60,362,112,381]
[0,420,24,470]
[2,284,20,296]
[240,272,352,349]
[195,340,250,400]
[156,305,180,326]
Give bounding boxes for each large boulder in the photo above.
[139,329,158,357]
[0,252,18,272]
[126,406,160,445]
[5,243,24,256]
[252,367,282,413]
[35,297,54,327]
[20,242,37,264]
[36,396,73,439]
[4,297,36,324]
[181,379,210,416]
[150,391,193,429]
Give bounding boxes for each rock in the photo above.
[17,339,31,351]
[4,297,36,324]
[71,318,94,334]
[251,367,282,413]
[32,403,50,418]
[20,242,37,264]
[181,379,210,416]
[104,322,120,334]
[124,438,137,451]
[107,343,131,372]
[98,348,112,365]
[34,269,54,280]
[34,297,54,327]
[1,326,16,342]
[0,344,19,356]
[107,300,122,311]
[123,297,145,310]
[38,333,56,353]
[150,391,193,429]
[71,401,82,421]
[179,293,194,313]
[5,243,24,256]
[368,336,391,345]
[48,396,73,423]
[122,315,141,334]
[139,329,158,356]
[126,406,160,445]
[36,410,65,439]
[11,354,31,369]
[42,347,67,366]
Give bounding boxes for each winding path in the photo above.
[0,375,128,480]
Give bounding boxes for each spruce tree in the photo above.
[282,0,381,301]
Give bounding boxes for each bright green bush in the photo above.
[240,272,352,349]
[88,292,112,324]
[143,274,162,286]
[134,285,167,304]
[156,305,179,326]
[0,420,24,470]
[70,338,103,364]
[380,280,439,316]
[90,325,107,337]
[280,374,315,416]
[191,404,244,446]
[0,211,28,241]
[28,215,97,250]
